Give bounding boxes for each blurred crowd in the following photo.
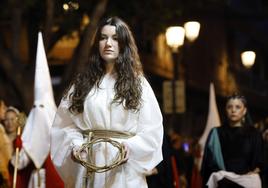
[1,97,268,188]
[146,124,268,188]
[0,99,64,188]
[0,100,35,188]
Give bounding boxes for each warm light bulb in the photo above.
[184,21,200,42]
[165,26,185,51]
[63,3,69,11]
[241,51,256,68]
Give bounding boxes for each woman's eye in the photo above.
[235,105,242,109]
[100,36,107,40]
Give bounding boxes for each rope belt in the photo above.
[73,129,135,173]
[83,129,135,139]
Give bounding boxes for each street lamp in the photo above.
[184,21,201,42]
[165,26,185,52]
[165,21,201,79]
[165,21,200,129]
[165,26,185,115]
[241,50,256,88]
[241,51,256,68]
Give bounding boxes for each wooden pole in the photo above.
[12,125,21,188]
[12,112,26,188]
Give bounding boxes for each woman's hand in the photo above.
[144,168,158,176]
[71,146,88,162]
[247,167,260,175]
[121,142,130,164]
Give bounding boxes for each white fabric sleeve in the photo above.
[125,78,163,173]
[10,148,31,170]
[50,95,84,182]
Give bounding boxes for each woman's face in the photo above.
[4,111,19,134]
[99,25,119,64]
[226,98,247,124]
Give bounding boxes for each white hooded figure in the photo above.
[11,32,56,188]
[198,83,221,170]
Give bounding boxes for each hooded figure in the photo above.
[11,32,63,188]
[198,83,221,170]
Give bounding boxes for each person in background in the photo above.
[3,106,33,188]
[201,94,264,188]
[0,100,12,187]
[170,132,188,188]
[6,32,64,188]
[262,128,268,188]
[3,106,20,146]
[0,100,7,125]
[51,16,163,188]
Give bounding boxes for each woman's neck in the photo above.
[8,132,17,142]
[229,121,243,127]
[105,62,115,74]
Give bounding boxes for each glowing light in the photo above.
[63,3,69,11]
[184,21,200,42]
[241,51,256,68]
[165,26,185,52]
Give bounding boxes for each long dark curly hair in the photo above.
[65,17,144,114]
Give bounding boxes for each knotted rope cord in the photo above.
[73,130,134,173]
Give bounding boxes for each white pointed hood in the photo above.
[22,32,56,168]
[198,83,221,169]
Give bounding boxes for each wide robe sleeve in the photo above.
[124,78,163,173]
[50,93,84,185]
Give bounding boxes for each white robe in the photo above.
[51,75,163,188]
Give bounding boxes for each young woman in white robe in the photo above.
[50,16,163,188]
